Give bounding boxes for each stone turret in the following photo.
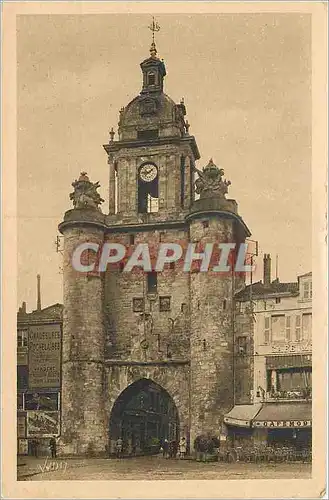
[58,173,107,456]
[187,159,250,446]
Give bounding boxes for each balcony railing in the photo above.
[265,389,312,402]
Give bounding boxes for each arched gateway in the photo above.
[59,33,250,457]
[109,379,179,455]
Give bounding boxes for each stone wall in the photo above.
[234,305,254,404]
[104,228,190,362]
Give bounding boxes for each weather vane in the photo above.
[148,16,160,44]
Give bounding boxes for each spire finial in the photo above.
[148,16,160,58]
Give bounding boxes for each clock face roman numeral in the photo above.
[139,164,158,182]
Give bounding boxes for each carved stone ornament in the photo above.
[133,298,145,313]
[159,296,171,312]
[69,172,104,211]
[193,159,231,199]
[139,96,158,116]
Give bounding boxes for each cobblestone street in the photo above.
[18,456,311,481]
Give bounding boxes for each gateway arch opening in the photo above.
[109,379,179,456]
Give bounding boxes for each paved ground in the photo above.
[18,455,312,481]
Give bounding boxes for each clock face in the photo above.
[139,163,158,183]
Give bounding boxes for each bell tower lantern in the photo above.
[141,17,166,94]
[140,44,166,94]
[104,19,200,222]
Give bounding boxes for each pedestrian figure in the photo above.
[179,437,187,459]
[170,439,178,459]
[127,438,133,456]
[31,439,38,458]
[162,439,169,458]
[116,437,123,458]
[49,436,57,458]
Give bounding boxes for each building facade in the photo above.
[58,40,253,456]
[17,278,62,456]
[224,256,312,451]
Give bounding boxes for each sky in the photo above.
[17,13,311,311]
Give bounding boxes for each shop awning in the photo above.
[266,355,312,369]
[224,404,262,428]
[252,402,312,428]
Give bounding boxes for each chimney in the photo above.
[22,301,26,314]
[263,254,271,287]
[37,274,41,312]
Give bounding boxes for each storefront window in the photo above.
[277,368,312,393]
[17,366,28,390]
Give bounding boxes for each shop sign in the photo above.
[28,324,61,388]
[224,417,250,427]
[253,420,311,428]
[271,341,312,354]
[27,411,60,437]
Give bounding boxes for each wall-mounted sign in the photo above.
[28,324,61,388]
[17,414,26,437]
[27,411,60,437]
[25,392,59,411]
[252,420,311,428]
[271,341,312,354]
[18,439,28,455]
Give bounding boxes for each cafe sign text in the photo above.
[253,420,311,428]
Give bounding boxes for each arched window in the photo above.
[148,72,156,85]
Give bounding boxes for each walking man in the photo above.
[49,436,57,458]
[116,437,123,458]
[162,439,169,458]
[31,439,38,458]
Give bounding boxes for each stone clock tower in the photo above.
[59,35,252,456]
[104,40,199,222]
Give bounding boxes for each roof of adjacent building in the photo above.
[17,303,63,325]
[298,271,312,279]
[235,279,299,301]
